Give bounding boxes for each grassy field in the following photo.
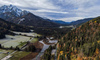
[18,42,27,48]
[0,35,30,48]
[12,31,41,37]
[0,49,14,59]
[0,31,41,48]
[9,51,31,60]
[30,38,38,43]
[0,32,41,60]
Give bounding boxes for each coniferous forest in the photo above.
[0,18,30,39]
[57,17,100,60]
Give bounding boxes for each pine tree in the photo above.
[0,44,2,48]
[15,46,20,51]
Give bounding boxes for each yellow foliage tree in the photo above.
[95,48,99,55]
[95,21,97,23]
[60,51,63,55]
[77,56,83,60]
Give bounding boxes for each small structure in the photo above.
[50,37,54,40]
[59,26,63,28]
[51,49,56,55]
[30,30,34,32]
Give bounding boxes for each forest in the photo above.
[0,18,30,39]
[57,17,100,60]
[33,27,72,39]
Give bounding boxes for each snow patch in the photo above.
[18,18,25,24]
[0,5,29,17]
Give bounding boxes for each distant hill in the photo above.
[51,18,93,26]
[51,20,71,25]
[57,16,100,60]
[70,18,94,25]
[0,5,60,27]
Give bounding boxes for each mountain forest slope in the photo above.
[0,18,30,39]
[57,17,100,60]
[13,13,60,27]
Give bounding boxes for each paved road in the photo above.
[32,40,50,60]
[32,39,58,60]
[55,45,57,60]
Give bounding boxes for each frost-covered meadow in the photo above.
[0,35,30,48]
[12,31,40,37]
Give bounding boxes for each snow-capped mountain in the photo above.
[0,5,60,27]
[0,5,29,21]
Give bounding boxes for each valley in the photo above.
[0,16,72,60]
[0,2,100,60]
[0,30,59,60]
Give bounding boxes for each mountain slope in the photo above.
[12,13,60,27]
[50,18,93,26]
[0,5,29,21]
[0,18,30,32]
[57,17,100,60]
[0,18,30,39]
[51,20,70,25]
[0,5,60,27]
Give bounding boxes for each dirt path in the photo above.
[1,51,17,60]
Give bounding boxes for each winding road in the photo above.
[32,40,58,60]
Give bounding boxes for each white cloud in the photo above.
[58,0,98,7]
[0,0,100,22]
[34,9,68,14]
[1,0,59,9]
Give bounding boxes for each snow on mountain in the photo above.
[18,18,25,24]
[0,4,29,20]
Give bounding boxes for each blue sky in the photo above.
[0,0,100,22]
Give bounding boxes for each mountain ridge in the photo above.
[0,5,29,21]
[51,18,94,26]
[0,18,30,39]
[0,5,60,27]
